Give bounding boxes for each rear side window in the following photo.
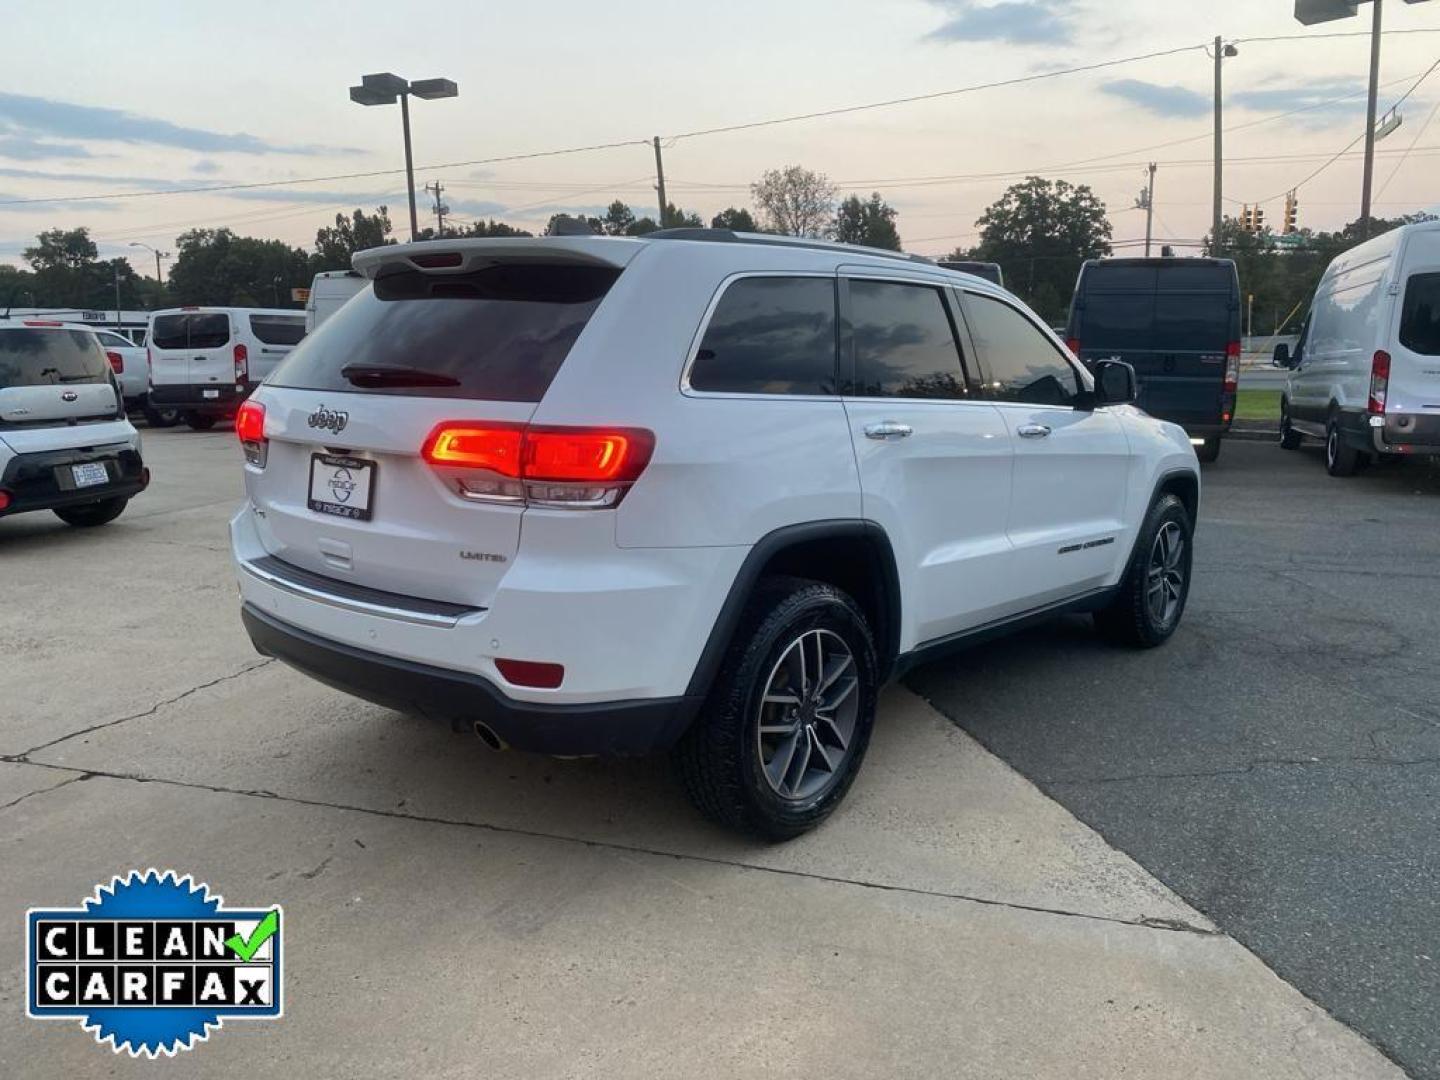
[152,313,230,350]
[1400,273,1440,356]
[268,263,618,402]
[249,314,307,346]
[964,294,1082,406]
[689,276,837,395]
[0,329,110,389]
[848,280,969,399]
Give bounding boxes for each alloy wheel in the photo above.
[1146,522,1186,629]
[755,629,860,802]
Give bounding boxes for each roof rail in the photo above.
[642,228,935,265]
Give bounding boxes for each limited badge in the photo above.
[26,870,283,1057]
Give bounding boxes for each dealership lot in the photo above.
[0,428,1429,1078]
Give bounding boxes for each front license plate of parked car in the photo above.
[307,454,375,521]
[70,462,109,488]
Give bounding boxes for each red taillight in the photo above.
[494,658,564,689]
[234,343,248,382]
[235,399,266,442]
[422,422,654,508]
[1369,349,1391,415]
[106,350,124,374]
[1224,341,1241,394]
[1066,338,1080,357]
[0,490,10,512]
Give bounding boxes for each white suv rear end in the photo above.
[233,233,1199,837]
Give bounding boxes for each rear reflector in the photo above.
[106,350,124,374]
[410,252,464,269]
[495,658,564,689]
[1368,350,1390,415]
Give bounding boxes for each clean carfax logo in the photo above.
[26,870,283,1057]
[307,405,348,434]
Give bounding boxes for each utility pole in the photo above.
[1213,35,1224,256]
[113,262,122,328]
[425,181,447,237]
[1360,0,1383,236]
[1142,163,1157,257]
[653,136,668,228]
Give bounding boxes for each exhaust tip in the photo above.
[472,720,507,752]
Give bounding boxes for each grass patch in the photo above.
[1234,389,1281,422]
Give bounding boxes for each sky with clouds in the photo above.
[0,0,1436,273]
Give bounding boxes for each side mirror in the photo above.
[1093,359,1137,406]
[1272,343,1290,368]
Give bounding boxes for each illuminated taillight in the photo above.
[494,658,564,689]
[0,490,11,512]
[1368,350,1391,415]
[236,400,267,466]
[422,423,655,509]
[234,343,249,383]
[106,350,124,374]
[1224,341,1241,394]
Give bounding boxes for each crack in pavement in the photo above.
[0,771,87,811]
[8,660,274,761]
[0,757,1221,940]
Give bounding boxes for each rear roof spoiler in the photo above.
[352,237,645,279]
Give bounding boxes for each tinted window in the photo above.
[965,294,1082,406]
[268,263,618,402]
[152,313,230,350]
[1400,272,1440,356]
[1152,294,1231,350]
[849,280,968,399]
[1085,265,1156,293]
[1079,295,1152,350]
[690,277,836,395]
[249,313,307,346]
[0,329,110,389]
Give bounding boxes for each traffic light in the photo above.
[1284,190,1299,234]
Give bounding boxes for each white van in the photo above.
[147,307,307,430]
[1278,220,1440,475]
[305,271,367,334]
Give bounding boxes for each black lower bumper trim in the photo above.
[241,603,700,756]
[149,384,250,412]
[0,445,146,518]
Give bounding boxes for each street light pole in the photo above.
[1214,35,1223,255]
[1360,0,1384,235]
[350,73,458,245]
[399,90,418,241]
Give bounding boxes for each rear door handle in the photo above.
[864,421,914,440]
[1017,424,1052,439]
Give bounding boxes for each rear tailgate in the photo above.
[1140,290,1230,426]
[0,327,118,424]
[149,312,232,388]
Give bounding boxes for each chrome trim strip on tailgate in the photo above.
[240,554,483,628]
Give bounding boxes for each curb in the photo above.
[1226,424,1277,443]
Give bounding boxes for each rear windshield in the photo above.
[267,264,619,401]
[1400,272,1440,356]
[1152,294,1231,350]
[152,312,230,351]
[0,328,111,389]
[1079,295,1152,349]
[249,313,307,346]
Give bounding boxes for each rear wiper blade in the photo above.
[340,364,459,388]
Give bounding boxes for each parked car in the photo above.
[0,319,148,527]
[1065,257,1241,462]
[147,307,307,430]
[229,230,1200,837]
[1276,220,1440,475]
[938,260,1004,287]
[305,270,367,334]
[84,328,147,410]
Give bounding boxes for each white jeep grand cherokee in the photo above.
[230,231,1199,838]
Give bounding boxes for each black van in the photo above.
[1065,258,1240,461]
[938,260,1004,287]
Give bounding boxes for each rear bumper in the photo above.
[1373,411,1440,452]
[241,603,700,755]
[150,383,251,414]
[0,443,146,518]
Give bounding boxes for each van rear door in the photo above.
[1393,269,1440,419]
[150,311,233,391]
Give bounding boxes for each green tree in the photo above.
[711,207,758,232]
[833,193,901,250]
[660,203,703,229]
[626,216,659,236]
[969,177,1113,323]
[545,213,604,236]
[24,227,98,271]
[314,207,394,267]
[168,228,311,307]
[601,200,636,236]
[414,218,533,241]
[751,165,836,238]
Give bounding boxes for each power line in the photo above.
[1235,28,1440,44]
[1376,97,1440,199]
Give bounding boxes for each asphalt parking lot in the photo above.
[913,438,1440,1078]
[0,426,1429,1078]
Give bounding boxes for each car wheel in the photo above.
[673,576,878,840]
[53,497,129,528]
[1325,417,1362,477]
[1095,494,1193,648]
[1279,402,1302,450]
[143,403,181,428]
[185,412,218,431]
[1195,436,1221,463]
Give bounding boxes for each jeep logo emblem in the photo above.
[307,405,348,434]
